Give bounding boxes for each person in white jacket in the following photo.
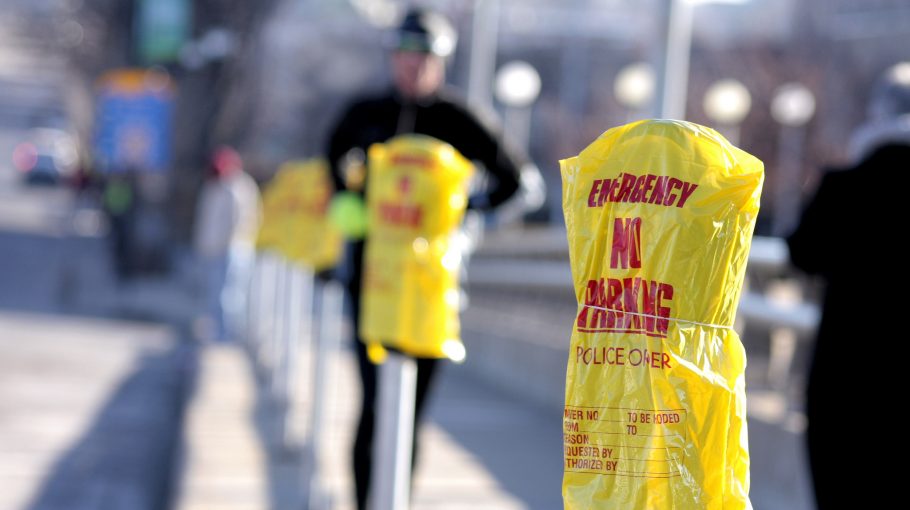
[193,146,261,341]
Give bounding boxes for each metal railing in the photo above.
[245,251,344,510]
[466,230,820,393]
[467,230,819,334]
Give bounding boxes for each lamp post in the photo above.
[493,60,546,223]
[770,82,815,236]
[468,0,500,113]
[703,78,751,145]
[653,0,751,119]
[494,60,542,152]
[614,62,655,122]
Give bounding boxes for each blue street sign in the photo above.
[93,69,174,173]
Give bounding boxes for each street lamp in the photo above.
[614,62,655,121]
[493,60,546,223]
[495,60,542,108]
[771,83,816,127]
[653,0,751,120]
[770,83,815,236]
[494,60,541,151]
[703,78,751,145]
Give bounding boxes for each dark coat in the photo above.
[787,143,909,508]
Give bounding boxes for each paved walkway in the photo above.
[0,291,813,510]
[0,215,813,510]
[173,337,564,510]
[0,310,188,510]
[173,316,812,510]
[173,345,271,510]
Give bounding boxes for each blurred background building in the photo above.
[5,0,909,232]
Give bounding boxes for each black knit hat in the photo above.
[394,8,456,57]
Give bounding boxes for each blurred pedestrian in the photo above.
[193,146,262,342]
[325,8,540,509]
[102,169,137,282]
[787,62,910,509]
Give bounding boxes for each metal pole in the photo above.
[255,252,278,372]
[467,0,500,113]
[275,260,294,446]
[503,105,533,155]
[772,125,806,237]
[306,280,345,510]
[369,352,418,510]
[245,254,261,351]
[653,0,694,120]
[279,263,312,449]
[269,257,288,400]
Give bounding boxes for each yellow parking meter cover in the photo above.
[560,120,763,509]
[256,159,343,271]
[360,135,473,361]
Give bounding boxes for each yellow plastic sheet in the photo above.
[560,120,763,509]
[256,159,343,271]
[360,135,474,360]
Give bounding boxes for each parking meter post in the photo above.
[370,352,417,510]
[306,280,345,510]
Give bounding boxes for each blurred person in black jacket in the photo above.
[788,63,910,509]
[325,8,542,509]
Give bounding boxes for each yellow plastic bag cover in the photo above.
[560,120,763,510]
[256,174,283,250]
[256,159,343,271]
[360,135,474,361]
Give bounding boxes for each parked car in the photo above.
[12,128,78,186]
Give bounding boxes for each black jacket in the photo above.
[788,144,908,407]
[326,88,524,210]
[788,144,908,347]
[787,143,909,508]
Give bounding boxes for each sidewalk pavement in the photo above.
[173,344,274,510]
[0,278,814,510]
[0,310,189,510]
[173,298,813,510]
[0,215,813,510]
[173,337,565,510]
